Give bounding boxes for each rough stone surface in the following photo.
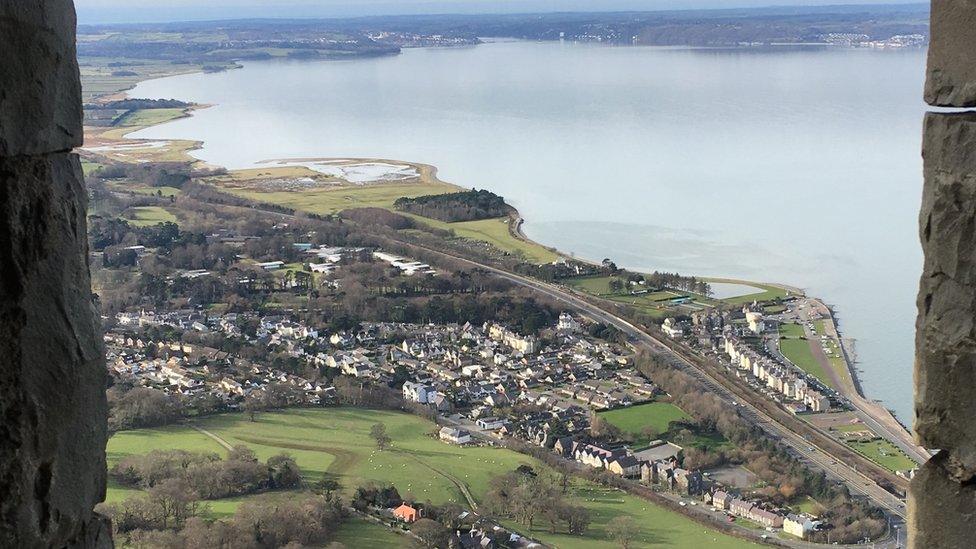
[908,451,976,548]
[915,112,976,472]
[0,153,110,547]
[925,0,976,107]
[0,0,83,156]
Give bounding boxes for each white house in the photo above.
[439,426,472,445]
[661,318,684,338]
[403,381,435,404]
[745,311,765,334]
[557,312,581,333]
[475,417,507,431]
[783,514,819,539]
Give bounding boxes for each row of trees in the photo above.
[103,493,348,548]
[112,446,302,500]
[483,469,591,536]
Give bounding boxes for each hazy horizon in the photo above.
[76,0,927,25]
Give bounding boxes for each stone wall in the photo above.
[0,1,111,547]
[910,1,976,547]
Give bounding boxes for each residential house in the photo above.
[607,455,641,478]
[783,514,819,539]
[393,503,419,523]
[439,427,472,445]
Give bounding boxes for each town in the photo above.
[108,302,826,542]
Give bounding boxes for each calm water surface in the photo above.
[130,41,926,423]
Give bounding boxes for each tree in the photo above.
[411,518,449,549]
[370,423,392,451]
[608,277,625,293]
[314,477,343,496]
[589,415,623,441]
[560,504,591,536]
[268,453,303,489]
[242,392,266,422]
[606,516,640,549]
[149,478,200,529]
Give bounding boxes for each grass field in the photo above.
[794,496,823,515]
[224,182,559,264]
[778,322,805,339]
[126,185,182,198]
[779,339,834,388]
[226,182,457,217]
[114,108,188,128]
[81,160,102,176]
[334,516,408,548]
[846,438,916,473]
[106,409,757,548]
[124,206,177,226]
[599,402,691,444]
[411,215,560,264]
[563,276,705,320]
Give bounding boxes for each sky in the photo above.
[75,0,925,24]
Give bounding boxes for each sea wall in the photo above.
[909,1,976,547]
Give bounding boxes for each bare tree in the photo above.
[411,518,449,549]
[606,516,640,549]
[370,423,392,451]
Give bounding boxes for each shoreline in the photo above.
[82,53,905,439]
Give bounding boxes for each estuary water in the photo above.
[129,40,926,423]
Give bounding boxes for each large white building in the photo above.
[402,381,436,404]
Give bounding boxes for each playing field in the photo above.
[779,339,833,388]
[106,409,757,548]
[845,438,917,473]
[563,276,708,320]
[599,402,691,439]
[124,206,177,226]
[778,322,805,339]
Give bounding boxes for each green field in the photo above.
[846,438,917,473]
[114,108,187,128]
[225,183,559,264]
[334,516,407,548]
[778,321,850,390]
[411,215,559,263]
[779,339,834,388]
[106,409,757,548]
[563,276,706,320]
[81,160,102,176]
[778,322,805,339]
[124,206,178,226]
[599,402,691,443]
[127,185,182,197]
[227,182,458,218]
[794,496,823,515]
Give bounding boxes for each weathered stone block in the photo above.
[916,112,976,471]
[908,452,976,549]
[925,0,976,107]
[0,153,108,547]
[0,0,83,155]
